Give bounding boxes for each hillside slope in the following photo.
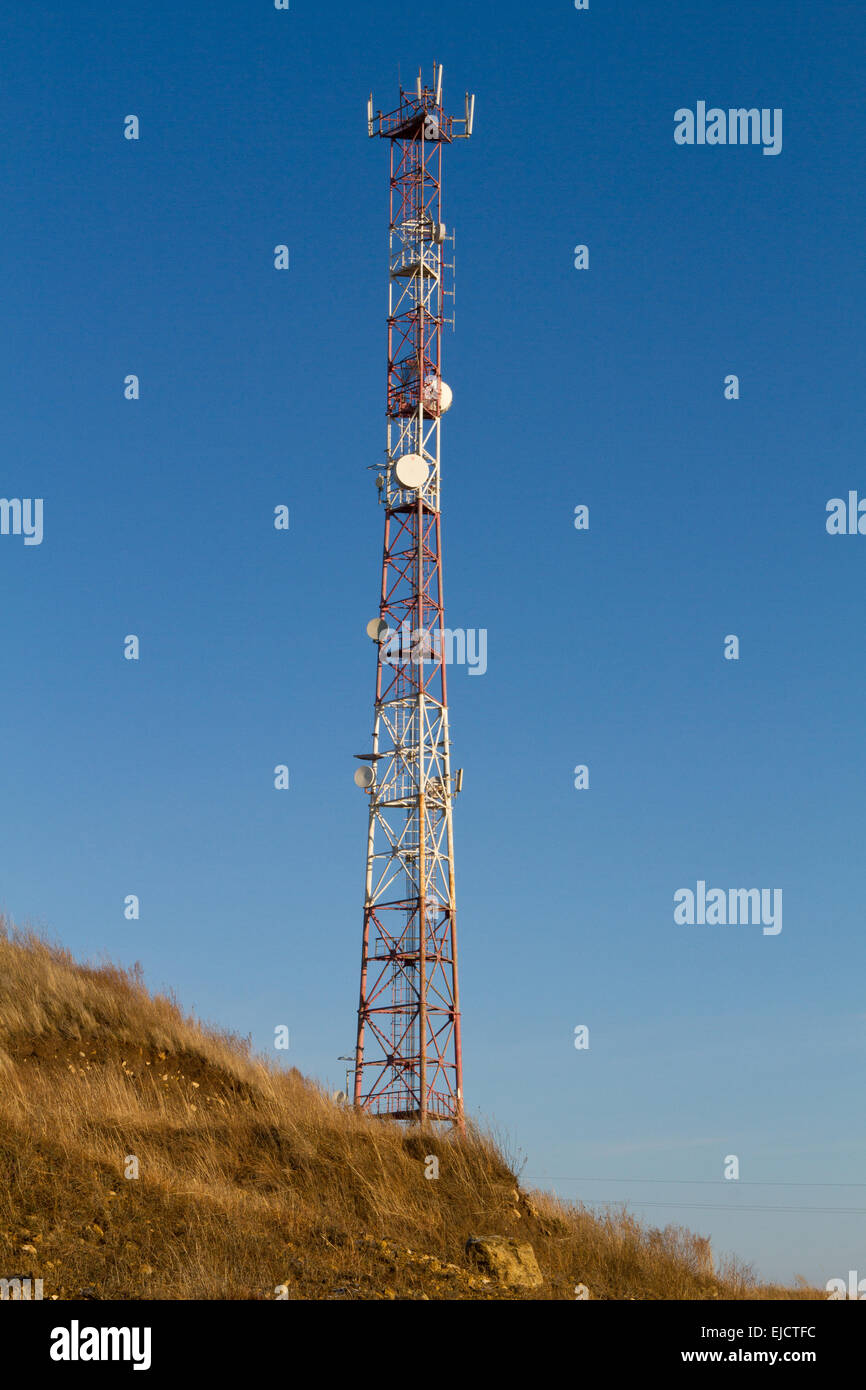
[0,921,819,1300]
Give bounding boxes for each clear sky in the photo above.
[1,0,863,1289]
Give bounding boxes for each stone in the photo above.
[465,1236,543,1289]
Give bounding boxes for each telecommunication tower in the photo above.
[352,65,474,1128]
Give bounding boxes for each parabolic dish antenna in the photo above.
[422,376,453,416]
[354,765,375,789]
[393,453,429,490]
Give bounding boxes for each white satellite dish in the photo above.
[393,453,429,490]
[366,617,387,641]
[354,765,375,789]
[422,376,453,416]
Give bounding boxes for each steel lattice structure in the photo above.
[353,67,474,1127]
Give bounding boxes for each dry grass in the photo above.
[0,920,821,1300]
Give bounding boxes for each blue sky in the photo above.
[1,0,864,1288]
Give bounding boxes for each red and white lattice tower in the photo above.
[353,66,474,1127]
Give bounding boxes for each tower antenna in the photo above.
[353,66,474,1129]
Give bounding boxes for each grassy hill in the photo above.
[0,920,820,1301]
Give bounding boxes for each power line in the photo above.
[526,1175,866,1189]
[572,1198,866,1215]
[522,1176,866,1215]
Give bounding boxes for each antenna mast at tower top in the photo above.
[353,64,474,1128]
